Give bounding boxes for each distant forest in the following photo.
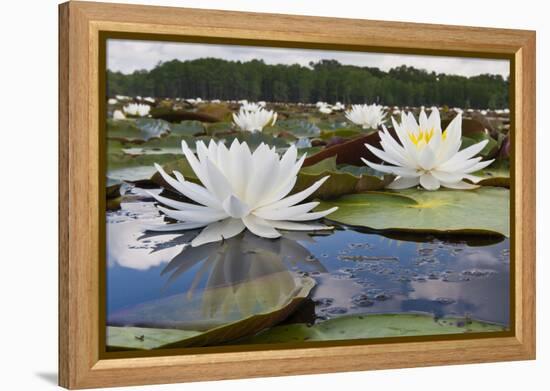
[107,59,509,108]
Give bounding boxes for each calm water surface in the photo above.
[106,198,510,331]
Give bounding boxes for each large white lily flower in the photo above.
[345,104,386,129]
[123,103,150,117]
[362,107,494,191]
[232,108,278,132]
[146,140,337,246]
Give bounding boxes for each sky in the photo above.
[107,39,510,78]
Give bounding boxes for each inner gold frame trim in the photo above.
[59,1,536,389]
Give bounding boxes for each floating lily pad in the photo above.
[461,133,498,158]
[320,128,362,140]
[316,187,509,236]
[107,327,200,351]
[108,153,178,181]
[107,276,316,350]
[235,313,506,344]
[276,119,321,138]
[472,160,510,188]
[224,132,289,149]
[171,120,205,136]
[294,157,391,199]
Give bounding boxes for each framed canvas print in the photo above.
[59,1,536,389]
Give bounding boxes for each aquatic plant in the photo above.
[345,103,386,129]
[123,103,150,117]
[232,107,278,132]
[363,107,494,190]
[147,140,337,246]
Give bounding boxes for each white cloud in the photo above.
[107,39,510,78]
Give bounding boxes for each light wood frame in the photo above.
[59,1,536,388]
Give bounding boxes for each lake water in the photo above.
[106,197,510,334]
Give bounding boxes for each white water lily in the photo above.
[232,107,277,132]
[146,140,338,247]
[123,103,150,117]
[318,103,332,114]
[108,98,118,105]
[143,97,155,103]
[112,110,126,120]
[362,107,494,190]
[332,102,345,111]
[345,104,386,129]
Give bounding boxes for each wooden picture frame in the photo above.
[59,1,536,388]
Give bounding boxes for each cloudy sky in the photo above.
[107,39,509,78]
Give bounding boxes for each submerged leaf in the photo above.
[107,276,316,350]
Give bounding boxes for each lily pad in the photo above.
[294,157,391,199]
[472,160,510,188]
[171,120,205,136]
[235,313,506,344]
[224,132,289,149]
[276,119,321,138]
[316,187,509,236]
[107,327,200,351]
[461,133,498,158]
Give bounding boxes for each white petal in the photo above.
[158,206,227,224]
[386,176,420,189]
[190,218,246,247]
[242,214,281,238]
[463,159,495,174]
[419,173,440,190]
[418,146,436,170]
[430,170,464,183]
[365,144,402,166]
[153,163,220,209]
[439,139,488,170]
[204,159,232,201]
[257,176,329,211]
[363,159,420,177]
[255,202,319,221]
[222,195,250,218]
[286,206,338,221]
[145,191,206,211]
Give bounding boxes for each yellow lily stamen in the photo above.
[408,128,435,147]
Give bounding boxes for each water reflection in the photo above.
[106,200,510,332]
[108,214,327,330]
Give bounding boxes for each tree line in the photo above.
[107,58,509,109]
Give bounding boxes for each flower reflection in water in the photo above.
[108,230,327,330]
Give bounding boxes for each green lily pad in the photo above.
[473,160,510,188]
[224,132,289,149]
[107,327,201,351]
[171,120,205,136]
[276,119,321,138]
[235,313,506,344]
[316,187,509,236]
[462,133,498,158]
[107,275,316,350]
[294,157,391,199]
[320,128,362,140]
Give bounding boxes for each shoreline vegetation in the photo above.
[107,59,509,109]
